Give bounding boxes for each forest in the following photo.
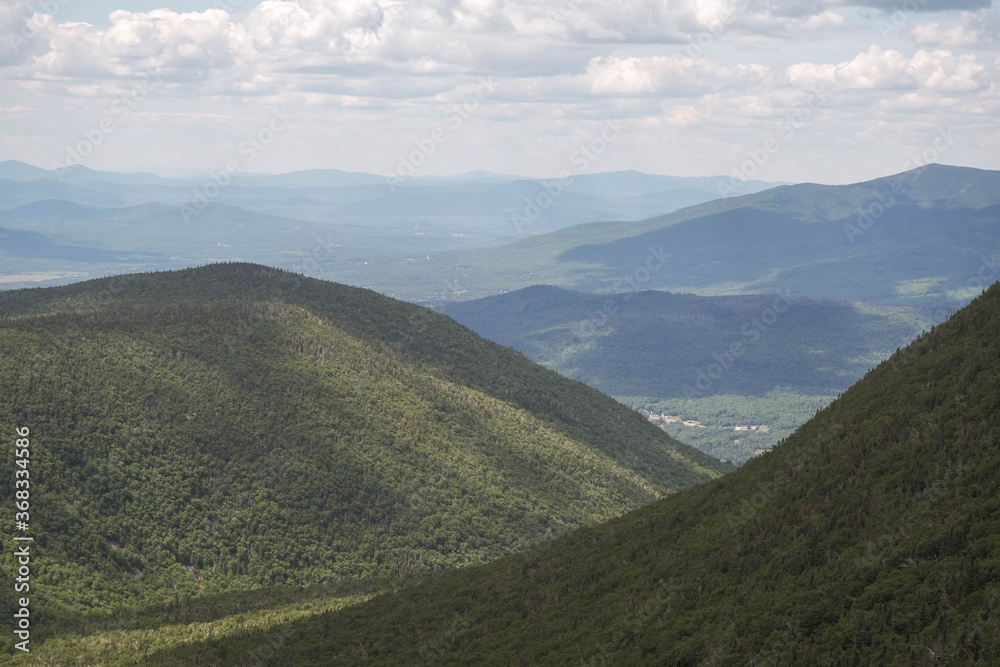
[0,263,731,661]
[120,279,1000,665]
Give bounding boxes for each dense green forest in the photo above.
[68,279,999,665]
[441,285,936,462]
[0,263,730,660]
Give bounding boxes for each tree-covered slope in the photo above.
[440,285,937,462]
[440,285,935,400]
[0,263,730,656]
[148,280,1000,665]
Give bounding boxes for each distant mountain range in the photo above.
[6,161,994,314]
[0,160,782,291]
[0,159,781,194]
[4,161,993,466]
[361,164,1000,308]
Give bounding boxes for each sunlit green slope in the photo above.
[0,263,730,658]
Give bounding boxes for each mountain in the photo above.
[225,169,779,196]
[606,185,719,215]
[0,161,178,187]
[411,170,522,183]
[439,285,937,462]
[0,199,125,222]
[0,168,787,291]
[358,164,1000,305]
[230,168,388,188]
[0,160,52,182]
[0,200,410,288]
[0,226,159,264]
[133,279,1000,666]
[557,169,781,198]
[0,263,730,657]
[0,177,160,211]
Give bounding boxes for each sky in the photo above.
[0,0,997,184]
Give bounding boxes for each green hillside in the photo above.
[128,280,1000,665]
[440,285,938,462]
[0,263,730,658]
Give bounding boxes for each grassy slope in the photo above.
[134,280,1000,665]
[0,264,731,658]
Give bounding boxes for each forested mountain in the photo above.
[440,285,937,462]
[363,164,1000,305]
[125,279,1000,665]
[0,263,730,658]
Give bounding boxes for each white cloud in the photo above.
[27,9,254,81]
[0,1,52,66]
[587,56,771,96]
[913,21,981,48]
[7,0,858,86]
[912,10,1000,50]
[0,0,996,182]
[787,45,988,92]
[908,49,988,91]
[843,0,991,10]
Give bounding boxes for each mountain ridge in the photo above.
[0,264,731,659]
[361,164,1000,304]
[132,278,1000,665]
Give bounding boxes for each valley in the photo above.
[4,2,999,662]
[1,163,998,665]
[11,271,997,665]
[0,264,730,659]
[438,285,939,462]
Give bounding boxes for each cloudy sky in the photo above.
[1,0,997,183]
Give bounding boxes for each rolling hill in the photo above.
[0,263,730,658]
[439,285,938,462]
[123,279,1000,666]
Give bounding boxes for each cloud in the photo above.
[842,0,992,10]
[27,8,254,81]
[4,1,857,84]
[0,1,52,66]
[787,45,989,92]
[2,0,989,83]
[912,10,1000,49]
[244,0,385,59]
[587,56,771,96]
[0,0,996,182]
